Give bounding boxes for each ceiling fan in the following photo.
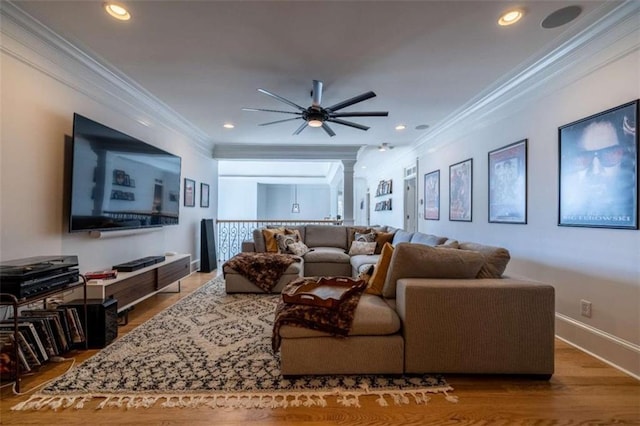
[242,80,388,137]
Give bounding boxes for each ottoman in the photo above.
[224,258,304,293]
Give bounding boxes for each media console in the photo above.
[85,254,190,314]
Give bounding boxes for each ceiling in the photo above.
[12,1,616,152]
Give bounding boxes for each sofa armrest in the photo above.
[241,240,256,252]
[396,277,555,376]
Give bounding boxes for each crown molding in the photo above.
[412,1,640,154]
[1,1,213,156]
[213,144,362,161]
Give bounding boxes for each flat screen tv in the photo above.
[69,113,182,232]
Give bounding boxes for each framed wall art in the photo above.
[449,158,473,222]
[488,139,527,224]
[558,99,638,229]
[200,183,210,208]
[424,170,440,220]
[184,178,195,207]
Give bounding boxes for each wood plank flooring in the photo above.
[1,270,638,425]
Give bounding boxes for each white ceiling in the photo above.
[12,0,619,155]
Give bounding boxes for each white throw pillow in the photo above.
[348,241,377,255]
[287,241,310,256]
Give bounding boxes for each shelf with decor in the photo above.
[0,277,87,393]
[375,179,393,197]
[374,198,392,211]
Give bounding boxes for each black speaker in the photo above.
[200,218,217,272]
[61,298,118,349]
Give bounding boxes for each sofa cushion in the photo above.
[279,293,401,338]
[303,247,350,264]
[305,225,348,250]
[252,228,267,252]
[459,242,511,278]
[368,242,394,295]
[409,232,447,246]
[382,243,485,298]
[392,229,414,244]
[262,227,286,252]
[374,231,395,254]
[348,241,376,255]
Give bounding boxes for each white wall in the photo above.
[257,184,331,220]
[217,179,258,219]
[356,48,640,376]
[1,39,217,273]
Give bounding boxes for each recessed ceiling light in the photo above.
[378,143,394,152]
[498,9,523,26]
[223,123,235,129]
[104,2,131,21]
[395,124,406,131]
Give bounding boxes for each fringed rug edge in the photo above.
[11,385,457,410]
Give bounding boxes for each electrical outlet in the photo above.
[581,300,592,318]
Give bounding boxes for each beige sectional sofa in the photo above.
[227,224,555,378]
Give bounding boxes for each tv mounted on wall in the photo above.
[69,113,182,233]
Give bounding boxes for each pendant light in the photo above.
[291,185,300,213]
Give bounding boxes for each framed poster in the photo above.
[200,183,210,208]
[488,139,527,224]
[424,170,440,220]
[449,158,473,221]
[184,178,195,207]
[558,100,638,229]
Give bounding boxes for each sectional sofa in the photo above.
[225,224,555,378]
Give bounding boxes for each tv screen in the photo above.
[69,113,182,232]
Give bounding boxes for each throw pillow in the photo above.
[354,231,376,243]
[287,241,310,257]
[276,232,299,253]
[262,227,286,253]
[367,242,394,295]
[348,241,377,255]
[347,227,371,247]
[374,231,395,254]
[358,264,375,282]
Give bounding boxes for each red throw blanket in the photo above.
[223,252,300,292]
[272,277,368,352]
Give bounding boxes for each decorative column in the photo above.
[341,160,356,226]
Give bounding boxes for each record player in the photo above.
[0,255,80,299]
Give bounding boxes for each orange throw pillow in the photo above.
[262,227,286,253]
[367,242,394,295]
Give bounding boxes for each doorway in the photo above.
[404,176,417,232]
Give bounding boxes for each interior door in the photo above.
[404,177,417,232]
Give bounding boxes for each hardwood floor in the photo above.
[1,270,638,425]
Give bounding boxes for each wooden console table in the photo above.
[86,254,190,314]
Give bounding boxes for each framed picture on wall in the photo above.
[449,158,473,222]
[200,183,210,208]
[424,170,440,220]
[488,139,527,224]
[184,178,195,207]
[558,100,638,229]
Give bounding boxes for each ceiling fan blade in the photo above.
[321,123,336,137]
[312,80,323,107]
[330,111,389,117]
[258,88,306,112]
[259,117,303,126]
[242,107,302,115]
[325,91,376,112]
[293,121,308,135]
[327,118,370,131]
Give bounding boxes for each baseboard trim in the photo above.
[555,313,640,380]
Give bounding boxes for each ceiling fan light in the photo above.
[308,119,323,128]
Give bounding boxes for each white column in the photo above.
[342,160,356,226]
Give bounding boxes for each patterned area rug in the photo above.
[13,276,454,410]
